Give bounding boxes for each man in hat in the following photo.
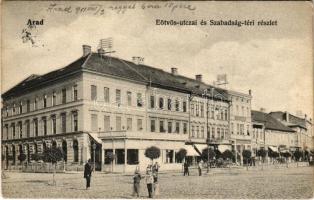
[84,159,93,190]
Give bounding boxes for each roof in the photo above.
[252,110,295,132]
[269,111,307,129]
[2,53,229,101]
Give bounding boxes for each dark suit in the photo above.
[84,162,93,189]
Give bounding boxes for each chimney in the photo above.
[171,68,178,75]
[98,48,105,56]
[195,74,202,82]
[285,111,289,122]
[249,89,252,96]
[82,45,91,56]
[260,108,266,113]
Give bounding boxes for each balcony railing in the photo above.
[97,130,188,141]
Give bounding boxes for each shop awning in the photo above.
[89,133,103,144]
[194,144,208,153]
[268,146,278,152]
[184,145,199,156]
[218,145,232,153]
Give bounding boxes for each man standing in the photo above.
[198,161,202,176]
[183,161,189,176]
[84,159,93,190]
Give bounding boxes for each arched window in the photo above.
[73,140,79,162]
[62,140,67,162]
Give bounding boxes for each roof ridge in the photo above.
[116,58,149,82]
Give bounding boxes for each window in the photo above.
[34,119,38,137]
[159,98,164,109]
[61,113,66,133]
[104,116,110,131]
[237,124,240,135]
[12,123,16,138]
[200,103,204,117]
[168,122,172,133]
[240,124,244,135]
[150,96,155,109]
[62,88,67,104]
[52,92,57,106]
[13,103,16,114]
[191,125,195,137]
[175,122,180,133]
[73,85,78,101]
[191,104,194,116]
[242,106,244,116]
[91,85,97,100]
[127,149,139,165]
[104,87,109,103]
[201,126,205,138]
[116,89,121,105]
[18,122,23,138]
[207,126,211,138]
[167,99,172,110]
[127,91,132,106]
[151,120,156,132]
[236,105,239,115]
[231,123,234,134]
[34,98,38,110]
[211,107,214,119]
[212,127,215,138]
[221,128,224,139]
[166,150,174,163]
[224,110,228,120]
[116,116,121,131]
[137,119,143,131]
[51,116,56,134]
[115,149,125,164]
[175,100,179,111]
[183,101,187,112]
[160,120,165,133]
[19,102,23,114]
[196,126,199,138]
[5,124,9,140]
[73,112,78,132]
[127,118,132,131]
[196,104,199,117]
[183,123,187,134]
[43,95,47,108]
[137,93,143,107]
[220,110,224,120]
[247,125,250,136]
[104,149,113,164]
[91,114,98,131]
[217,128,220,139]
[42,117,47,136]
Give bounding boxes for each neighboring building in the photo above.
[1,45,234,172]
[269,111,313,151]
[228,90,253,163]
[251,110,296,154]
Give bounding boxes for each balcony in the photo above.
[97,131,188,141]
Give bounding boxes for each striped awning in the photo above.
[268,146,279,153]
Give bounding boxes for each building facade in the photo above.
[2,45,235,172]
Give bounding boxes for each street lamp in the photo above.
[92,143,97,171]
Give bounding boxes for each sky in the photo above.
[2,1,313,119]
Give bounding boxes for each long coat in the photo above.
[84,163,92,178]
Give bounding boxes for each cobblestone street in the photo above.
[2,166,313,199]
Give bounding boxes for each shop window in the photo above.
[104,149,113,164]
[127,149,139,165]
[166,150,174,163]
[115,149,125,164]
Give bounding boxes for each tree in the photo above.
[42,147,64,185]
[18,153,27,163]
[202,148,216,172]
[257,148,267,170]
[145,146,161,164]
[281,152,291,168]
[222,150,234,160]
[293,150,303,167]
[242,150,252,170]
[175,148,187,163]
[31,153,43,162]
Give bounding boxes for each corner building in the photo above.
[2,45,245,172]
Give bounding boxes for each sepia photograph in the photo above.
[1,1,313,199]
